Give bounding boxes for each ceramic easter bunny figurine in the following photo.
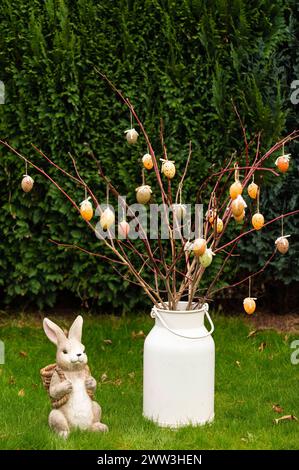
[41,315,108,438]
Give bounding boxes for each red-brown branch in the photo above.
[210,249,277,296]
[49,239,125,265]
[215,210,299,254]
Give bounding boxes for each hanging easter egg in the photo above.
[161,160,176,179]
[118,220,130,238]
[199,248,214,268]
[231,195,247,217]
[136,185,152,204]
[252,213,264,230]
[275,236,289,254]
[21,175,34,193]
[233,210,245,223]
[243,297,256,315]
[80,197,93,221]
[216,217,223,233]
[247,181,258,199]
[125,128,139,145]
[142,153,153,170]
[229,181,242,200]
[173,203,187,219]
[275,154,290,173]
[207,209,217,224]
[193,238,207,257]
[100,207,115,230]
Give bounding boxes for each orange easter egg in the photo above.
[252,213,264,230]
[247,182,258,199]
[80,199,93,221]
[243,297,256,315]
[193,238,207,257]
[229,181,243,200]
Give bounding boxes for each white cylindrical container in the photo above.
[143,301,215,428]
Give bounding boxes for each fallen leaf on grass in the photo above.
[128,372,135,379]
[101,377,122,386]
[258,342,266,352]
[235,360,241,368]
[103,339,112,345]
[241,432,254,443]
[247,330,258,338]
[18,389,25,397]
[273,415,298,425]
[132,330,145,339]
[8,376,16,385]
[19,351,28,358]
[101,373,108,383]
[272,404,284,414]
[100,373,122,386]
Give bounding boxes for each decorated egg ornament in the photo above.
[80,197,93,221]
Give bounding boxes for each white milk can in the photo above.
[143,301,215,427]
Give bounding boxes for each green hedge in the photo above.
[0,0,298,310]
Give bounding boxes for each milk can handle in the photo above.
[150,303,214,339]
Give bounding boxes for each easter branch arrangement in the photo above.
[0,74,298,315]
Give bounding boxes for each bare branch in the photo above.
[49,239,124,265]
[210,249,277,297]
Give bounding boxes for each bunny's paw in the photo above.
[91,422,109,433]
[85,377,97,390]
[62,379,73,394]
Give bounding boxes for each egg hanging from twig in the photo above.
[125,128,139,145]
[229,181,243,200]
[100,207,115,230]
[119,220,130,238]
[142,153,153,170]
[199,248,215,268]
[207,209,217,224]
[252,213,264,230]
[136,185,152,204]
[275,236,290,254]
[216,217,223,233]
[243,297,256,315]
[80,197,93,221]
[21,175,34,193]
[275,154,290,173]
[173,203,187,219]
[193,238,207,257]
[161,159,176,179]
[231,195,247,217]
[247,181,258,199]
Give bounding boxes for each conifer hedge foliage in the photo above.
[0,0,298,310]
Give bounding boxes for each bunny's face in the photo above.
[43,316,88,371]
[56,337,88,371]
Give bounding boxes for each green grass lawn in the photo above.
[0,313,298,450]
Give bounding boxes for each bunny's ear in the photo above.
[68,315,83,342]
[43,318,66,346]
